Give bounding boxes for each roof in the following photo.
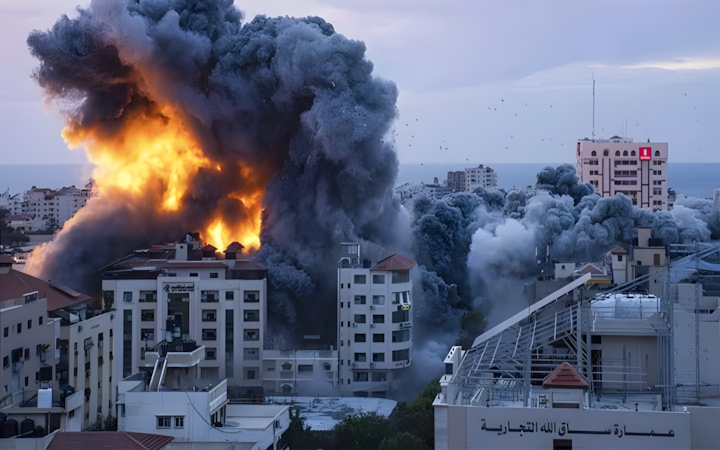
[48,431,173,450]
[370,253,416,271]
[0,269,93,311]
[225,242,245,253]
[609,135,622,139]
[576,263,604,275]
[163,261,227,269]
[2,214,30,222]
[231,260,268,271]
[610,245,627,254]
[201,244,217,252]
[542,362,589,389]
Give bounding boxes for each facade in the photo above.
[394,179,453,206]
[117,345,290,450]
[446,165,498,193]
[434,245,720,450]
[576,136,669,211]
[4,182,95,231]
[337,245,415,397]
[262,349,339,396]
[101,234,267,392]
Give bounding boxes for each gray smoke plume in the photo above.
[27,0,400,345]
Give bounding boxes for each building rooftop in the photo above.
[370,252,416,271]
[0,268,92,311]
[610,245,627,254]
[47,431,173,450]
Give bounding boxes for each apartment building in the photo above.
[262,349,339,396]
[0,255,112,433]
[576,136,669,211]
[446,165,498,193]
[337,245,415,397]
[101,233,267,392]
[5,181,95,231]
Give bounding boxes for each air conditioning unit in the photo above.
[370,363,375,369]
[370,324,375,328]
[352,323,357,328]
[370,306,375,310]
[98,341,104,348]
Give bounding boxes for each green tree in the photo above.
[379,431,425,450]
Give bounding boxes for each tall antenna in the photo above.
[592,74,595,139]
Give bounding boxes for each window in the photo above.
[372,372,387,382]
[615,151,620,156]
[157,417,171,429]
[202,310,217,322]
[623,150,628,156]
[225,291,234,301]
[201,291,219,303]
[3,328,7,337]
[243,348,259,361]
[27,320,31,330]
[373,295,385,305]
[353,372,369,382]
[392,349,410,361]
[654,254,661,266]
[282,362,292,371]
[244,310,259,322]
[24,348,29,360]
[139,291,157,302]
[591,150,596,156]
[174,417,184,428]
[653,188,662,195]
[123,292,132,303]
[354,314,366,324]
[603,150,609,156]
[373,334,385,343]
[17,323,21,333]
[618,255,623,262]
[631,150,636,156]
[391,271,410,283]
[354,334,366,343]
[246,369,256,380]
[25,377,28,387]
[392,291,409,304]
[373,315,385,324]
[141,329,155,341]
[354,295,366,305]
[392,330,410,342]
[189,273,198,277]
[392,310,409,323]
[244,291,259,303]
[373,353,385,362]
[655,150,660,157]
[39,316,42,325]
[202,329,217,340]
[141,310,155,321]
[298,364,313,372]
[354,353,366,362]
[372,274,385,284]
[205,348,217,360]
[244,329,259,341]
[210,272,218,278]
[354,275,366,284]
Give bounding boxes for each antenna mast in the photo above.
[592,74,595,139]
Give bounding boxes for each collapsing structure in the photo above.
[435,243,720,449]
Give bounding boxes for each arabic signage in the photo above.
[163,283,195,293]
[481,419,674,438]
[639,147,652,161]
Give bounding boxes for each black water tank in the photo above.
[0,419,17,438]
[35,426,45,438]
[182,340,197,352]
[20,419,34,438]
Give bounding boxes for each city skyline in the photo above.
[1,0,720,165]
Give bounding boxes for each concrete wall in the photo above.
[434,404,690,449]
[600,336,658,390]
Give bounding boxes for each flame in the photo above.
[60,103,263,252]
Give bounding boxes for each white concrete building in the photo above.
[394,178,453,206]
[118,346,290,450]
[445,165,498,193]
[5,181,95,231]
[609,228,668,287]
[576,136,669,211]
[101,234,267,394]
[337,245,415,397]
[434,245,720,450]
[262,349,338,396]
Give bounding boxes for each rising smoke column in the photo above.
[26,0,401,343]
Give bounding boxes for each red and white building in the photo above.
[576,136,668,211]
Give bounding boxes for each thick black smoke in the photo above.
[27,0,400,345]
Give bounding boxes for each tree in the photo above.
[379,431,425,450]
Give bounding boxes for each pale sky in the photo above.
[1,0,719,164]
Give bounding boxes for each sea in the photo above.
[0,163,718,199]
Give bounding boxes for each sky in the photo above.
[1,0,719,164]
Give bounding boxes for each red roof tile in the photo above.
[225,242,245,253]
[370,253,416,271]
[48,431,173,450]
[0,269,92,312]
[542,362,588,389]
[576,264,604,275]
[201,244,218,252]
[610,245,627,254]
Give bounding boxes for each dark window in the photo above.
[372,274,385,284]
[24,348,29,360]
[391,271,410,283]
[225,291,234,301]
[655,150,660,157]
[210,273,218,279]
[244,310,259,322]
[615,151,620,156]
[631,150,636,156]
[123,292,132,303]
[373,353,385,362]
[354,295,366,305]
[244,291,259,303]
[392,349,410,361]
[392,310,409,323]
[354,314,366,324]
[27,320,31,330]
[392,330,410,342]
[372,371,387,382]
[202,310,217,322]
[39,316,43,325]
[618,255,623,262]
[591,335,602,344]
[603,150,609,156]
[591,150,596,156]
[17,323,21,333]
[373,315,385,324]
[354,334,366,343]
[205,348,217,360]
[373,334,385,343]
[354,275,366,284]
[3,327,7,337]
[354,353,366,362]
[141,329,155,341]
[244,329,259,341]
[353,372,369,382]
[623,150,628,156]
[141,310,155,321]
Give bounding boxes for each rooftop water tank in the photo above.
[38,387,52,408]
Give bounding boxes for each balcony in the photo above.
[12,361,23,373]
